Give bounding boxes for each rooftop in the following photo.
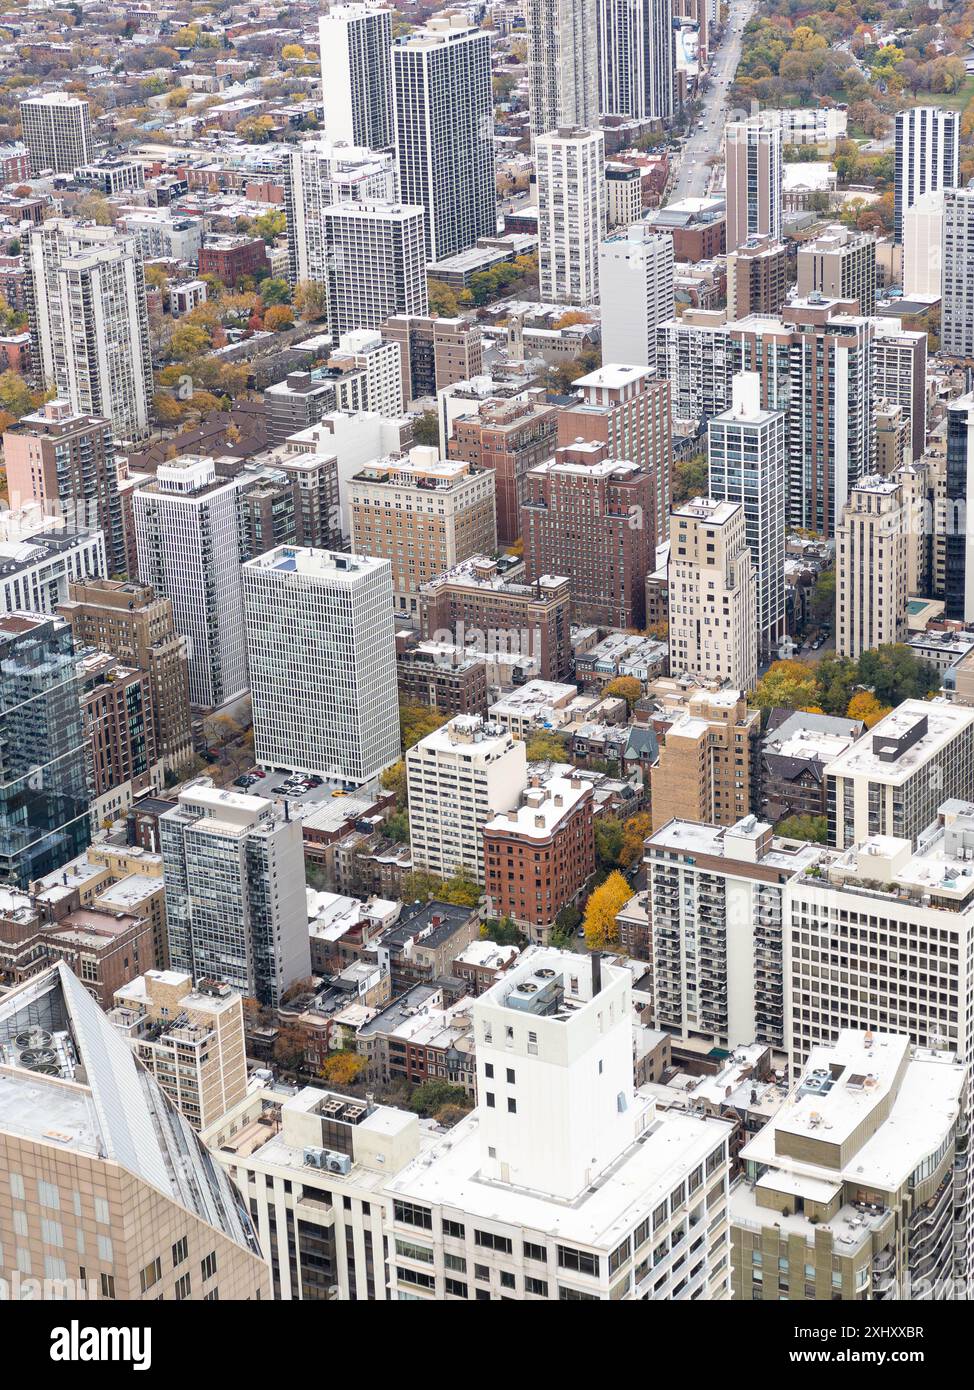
[823,699,974,785]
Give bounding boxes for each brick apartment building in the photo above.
[448,394,558,546]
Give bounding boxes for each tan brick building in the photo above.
[650,687,761,831]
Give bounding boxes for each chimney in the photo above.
[591,952,602,997]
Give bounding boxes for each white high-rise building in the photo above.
[160,780,312,1009]
[20,93,92,175]
[384,948,734,1300]
[725,118,782,253]
[282,140,397,285]
[536,126,606,307]
[894,106,958,244]
[599,223,675,371]
[392,17,496,263]
[598,0,675,124]
[525,0,599,139]
[836,473,909,660]
[321,201,428,336]
[25,219,153,443]
[657,309,732,428]
[903,188,945,299]
[406,714,527,882]
[319,3,395,150]
[132,455,248,710]
[942,182,974,361]
[242,546,400,785]
[708,372,786,660]
[668,496,758,691]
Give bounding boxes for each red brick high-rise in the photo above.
[448,394,558,545]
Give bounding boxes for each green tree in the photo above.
[603,675,643,708]
[260,277,291,305]
[751,660,820,716]
[775,813,828,842]
[408,1080,473,1118]
[400,869,443,902]
[811,568,836,624]
[481,916,522,946]
[439,866,482,908]
[671,453,709,505]
[412,410,439,447]
[400,702,448,751]
[594,816,624,872]
[525,730,570,762]
[427,277,459,317]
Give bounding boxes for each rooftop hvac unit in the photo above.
[304,1146,352,1176]
[14,1028,53,1050]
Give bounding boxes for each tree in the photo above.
[604,675,643,708]
[595,816,624,871]
[671,453,709,505]
[264,304,294,331]
[237,115,275,144]
[319,1050,365,1085]
[811,568,835,623]
[481,916,522,946]
[619,812,652,869]
[583,870,631,950]
[260,276,291,305]
[281,43,305,60]
[846,691,891,728]
[412,410,439,447]
[440,866,482,908]
[550,904,581,947]
[0,370,36,421]
[380,759,407,806]
[385,809,409,842]
[427,277,459,317]
[525,730,570,762]
[408,1080,473,1118]
[776,813,828,842]
[857,645,938,705]
[272,1024,307,1072]
[751,659,820,716]
[293,279,328,320]
[400,701,447,750]
[400,869,443,902]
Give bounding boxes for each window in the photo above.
[475,1230,513,1254]
[139,1257,162,1293]
[499,1270,516,1289]
[484,1063,494,1078]
[38,1181,60,1209]
[100,1273,115,1300]
[442,1219,465,1239]
[557,1245,600,1277]
[201,1251,217,1282]
[609,1238,631,1276]
[175,1273,192,1301]
[394,1200,432,1230]
[523,1241,546,1262]
[445,1278,468,1298]
[525,1276,548,1296]
[558,1286,598,1300]
[445,1253,466,1273]
[395,1238,434,1265]
[94,1198,110,1225]
[397,1266,435,1289]
[507,1097,517,1114]
[486,1092,495,1108]
[172,1237,188,1267]
[506,1068,515,1084]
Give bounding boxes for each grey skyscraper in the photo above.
[318,3,395,150]
[525,0,600,138]
[598,0,675,124]
[392,17,496,263]
[942,182,974,362]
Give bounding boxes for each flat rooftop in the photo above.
[823,699,974,785]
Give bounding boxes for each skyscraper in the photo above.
[132,456,248,710]
[24,220,153,443]
[667,497,758,691]
[796,223,877,316]
[0,613,90,888]
[392,17,496,263]
[0,961,269,1300]
[708,372,786,661]
[2,400,125,576]
[318,2,395,150]
[945,391,974,624]
[19,93,92,175]
[536,126,605,306]
[894,106,958,244]
[525,0,599,138]
[598,0,675,123]
[942,182,974,361]
[598,223,675,371]
[321,200,428,335]
[724,117,782,253]
[161,780,312,1008]
[282,140,396,285]
[836,473,909,660]
[242,546,400,785]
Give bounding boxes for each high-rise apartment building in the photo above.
[796,224,877,316]
[724,118,783,253]
[903,188,945,299]
[419,558,572,682]
[707,372,786,660]
[319,3,395,150]
[729,297,874,536]
[57,578,193,775]
[525,0,599,137]
[521,440,655,629]
[836,474,909,660]
[447,395,558,547]
[732,1030,967,1301]
[894,106,959,244]
[823,700,974,849]
[536,126,606,306]
[282,140,396,285]
[598,0,675,123]
[110,970,248,1132]
[25,220,153,443]
[725,236,789,321]
[871,318,928,465]
[406,714,527,883]
[650,685,761,831]
[392,18,495,263]
[646,814,819,1051]
[321,201,428,336]
[382,314,483,404]
[384,948,734,1300]
[942,182,974,362]
[0,612,90,888]
[133,456,248,711]
[657,308,732,429]
[160,780,312,1008]
[555,362,672,544]
[242,546,400,784]
[77,649,162,826]
[667,497,758,692]
[0,961,268,1300]
[945,391,974,622]
[2,400,124,576]
[349,447,496,615]
[19,93,92,175]
[0,526,106,617]
[598,223,675,371]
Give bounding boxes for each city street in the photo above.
[668,0,758,203]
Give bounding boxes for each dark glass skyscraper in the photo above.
[0,613,90,887]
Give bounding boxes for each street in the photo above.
[668,0,758,204]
